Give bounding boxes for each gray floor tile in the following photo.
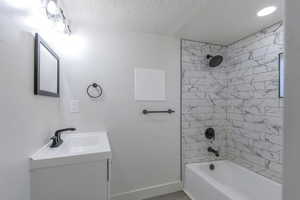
[144,191,191,200]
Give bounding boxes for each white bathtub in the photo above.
[184,160,282,200]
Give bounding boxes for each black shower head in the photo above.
[207,55,223,67]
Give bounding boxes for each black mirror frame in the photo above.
[34,33,60,97]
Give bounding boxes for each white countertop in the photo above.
[30,132,111,170]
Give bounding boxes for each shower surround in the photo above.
[181,22,284,183]
[181,41,227,164]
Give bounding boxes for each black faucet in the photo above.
[50,128,76,148]
[208,147,219,157]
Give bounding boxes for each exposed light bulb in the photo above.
[47,0,59,15]
[257,6,277,17]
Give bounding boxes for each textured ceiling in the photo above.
[62,0,283,45]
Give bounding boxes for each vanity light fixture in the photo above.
[257,6,277,17]
[46,0,59,15]
[44,0,71,35]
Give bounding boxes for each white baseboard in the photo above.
[111,181,183,200]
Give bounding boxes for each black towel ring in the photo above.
[87,83,103,98]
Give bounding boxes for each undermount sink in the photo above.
[30,132,112,169]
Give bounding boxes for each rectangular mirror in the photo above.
[34,33,60,97]
[279,53,285,98]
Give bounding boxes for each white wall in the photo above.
[0,9,181,200]
[57,26,182,199]
[0,14,62,200]
[283,0,300,199]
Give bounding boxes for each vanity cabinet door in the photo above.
[31,159,109,200]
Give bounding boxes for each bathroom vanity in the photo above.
[30,132,111,200]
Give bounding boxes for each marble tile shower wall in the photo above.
[181,40,228,164]
[181,22,284,183]
[226,23,284,183]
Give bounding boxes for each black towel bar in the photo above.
[142,109,175,115]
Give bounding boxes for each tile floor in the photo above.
[144,191,191,200]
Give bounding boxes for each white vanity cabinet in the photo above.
[30,132,111,200]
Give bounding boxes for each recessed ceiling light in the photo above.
[257,6,277,17]
[46,0,59,15]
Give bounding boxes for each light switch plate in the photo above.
[70,100,80,113]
